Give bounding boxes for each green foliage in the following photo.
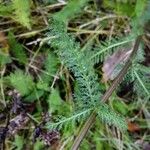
[47,109,92,130]
[92,35,150,100]
[48,88,71,116]
[8,70,35,96]
[54,0,88,22]
[135,0,147,17]
[24,89,44,102]
[48,88,63,113]
[103,0,147,17]
[133,65,150,98]
[41,52,59,84]
[132,1,150,35]
[36,81,49,91]
[92,35,135,63]
[47,18,127,130]
[112,99,128,115]
[8,32,28,64]
[0,3,13,16]
[0,0,149,149]
[0,0,31,29]
[123,44,150,98]
[6,51,59,101]
[49,19,102,108]
[0,52,11,66]
[12,0,31,29]
[24,51,60,101]
[92,1,150,64]
[14,135,24,150]
[91,1,150,100]
[103,0,135,17]
[33,140,44,150]
[97,104,127,130]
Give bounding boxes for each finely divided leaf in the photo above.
[9,70,34,96]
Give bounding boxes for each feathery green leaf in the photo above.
[9,70,35,96]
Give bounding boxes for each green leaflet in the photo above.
[8,32,28,64]
[0,0,31,29]
[54,0,88,22]
[14,135,24,150]
[97,103,127,130]
[46,18,127,130]
[8,70,35,96]
[12,0,31,29]
[48,88,62,113]
[41,52,59,84]
[49,19,101,107]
